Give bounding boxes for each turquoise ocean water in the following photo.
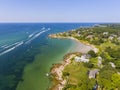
[0,23,96,90]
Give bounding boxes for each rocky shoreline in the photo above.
[49,34,98,90]
[50,53,75,90]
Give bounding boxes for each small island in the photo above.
[49,24,120,90]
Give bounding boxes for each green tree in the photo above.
[88,50,97,57]
[98,65,116,89]
[112,74,120,89]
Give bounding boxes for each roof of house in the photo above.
[89,69,99,79]
[75,55,89,63]
[109,62,116,68]
[98,56,102,61]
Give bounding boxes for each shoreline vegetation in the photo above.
[48,32,98,90]
[49,24,120,90]
[50,53,76,90]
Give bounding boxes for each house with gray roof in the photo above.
[89,69,99,79]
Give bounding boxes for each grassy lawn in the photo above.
[63,60,88,86]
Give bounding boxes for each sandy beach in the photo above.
[49,34,98,53]
[49,34,98,90]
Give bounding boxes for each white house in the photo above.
[108,36,114,40]
[109,62,116,68]
[103,32,108,35]
[75,55,89,63]
[117,37,120,41]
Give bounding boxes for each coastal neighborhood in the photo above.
[1,0,120,90]
[49,24,120,90]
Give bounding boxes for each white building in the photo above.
[117,37,120,41]
[75,55,89,63]
[103,32,108,35]
[108,36,114,40]
[109,62,116,68]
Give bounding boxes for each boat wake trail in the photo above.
[0,41,23,56]
[0,28,50,56]
[25,29,50,44]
